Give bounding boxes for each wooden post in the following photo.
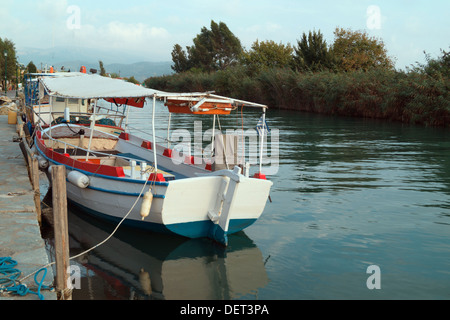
[51,165,72,300]
[31,156,42,224]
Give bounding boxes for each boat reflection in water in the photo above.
[63,206,269,300]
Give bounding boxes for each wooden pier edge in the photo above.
[17,114,42,225]
[16,111,72,300]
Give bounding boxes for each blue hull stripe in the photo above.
[86,185,165,199]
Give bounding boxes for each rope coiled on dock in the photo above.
[0,257,51,300]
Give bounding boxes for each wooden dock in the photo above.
[0,113,57,300]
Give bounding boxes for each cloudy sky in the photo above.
[1,0,448,69]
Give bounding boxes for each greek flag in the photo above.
[256,115,270,137]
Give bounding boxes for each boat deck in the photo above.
[52,149,176,181]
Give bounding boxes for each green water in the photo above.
[246,110,450,299]
[59,104,450,300]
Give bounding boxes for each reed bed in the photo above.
[145,67,450,127]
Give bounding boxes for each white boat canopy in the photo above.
[36,72,269,175]
[39,74,167,108]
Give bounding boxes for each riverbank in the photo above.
[0,113,56,300]
[144,67,450,128]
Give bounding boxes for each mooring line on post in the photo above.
[18,166,156,299]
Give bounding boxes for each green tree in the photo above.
[0,37,18,87]
[26,61,37,73]
[125,76,140,85]
[331,27,395,72]
[171,44,191,73]
[241,40,293,74]
[99,60,106,76]
[409,48,450,79]
[171,20,243,73]
[293,30,333,72]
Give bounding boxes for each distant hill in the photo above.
[17,45,174,82]
[47,61,173,82]
[105,61,173,82]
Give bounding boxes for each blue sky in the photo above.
[1,0,449,69]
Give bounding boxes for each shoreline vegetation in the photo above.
[144,22,449,128]
[145,66,450,127]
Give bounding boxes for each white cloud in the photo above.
[166,16,182,25]
[246,22,282,34]
[64,21,171,60]
[36,0,68,20]
[241,22,286,47]
[1,0,172,61]
[103,21,169,43]
[266,23,282,32]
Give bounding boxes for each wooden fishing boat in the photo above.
[32,74,273,246]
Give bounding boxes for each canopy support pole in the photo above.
[49,99,52,147]
[124,105,130,132]
[85,100,98,161]
[152,95,158,172]
[211,114,216,159]
[167,112,171,149]
[259,109,266,174]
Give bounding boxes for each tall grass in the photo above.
[145,67,450,127]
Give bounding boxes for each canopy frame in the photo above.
[37,74,269,174]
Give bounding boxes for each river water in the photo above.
[44,101,450,300]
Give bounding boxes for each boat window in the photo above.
[56,97,65,102]
[68,98,79,105]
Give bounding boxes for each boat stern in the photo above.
[161,167,273,246]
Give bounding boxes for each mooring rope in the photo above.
[0,257,51,300]
[9,167,157,300]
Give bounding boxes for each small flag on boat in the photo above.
[256,115,270,136]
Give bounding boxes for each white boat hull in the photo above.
[36,127,272,245]
[63,169,272,244]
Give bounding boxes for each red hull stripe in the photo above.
[36,134,125,178]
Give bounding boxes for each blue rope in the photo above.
[0,257,51,300]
